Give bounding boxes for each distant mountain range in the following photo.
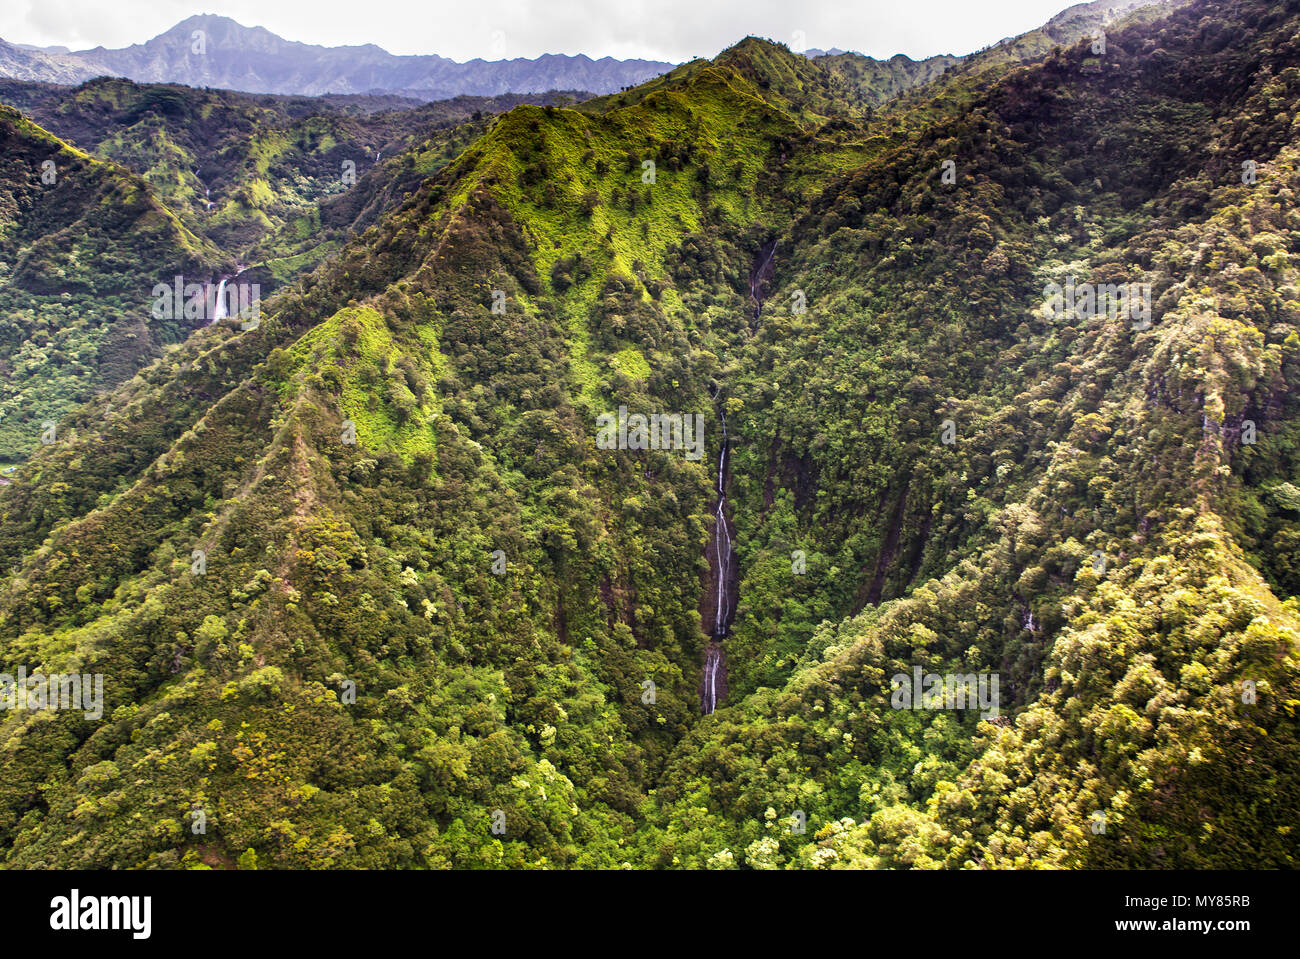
[0,14,676,100]
[0,4,1163,105]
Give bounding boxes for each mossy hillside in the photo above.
[711,7,1294,697]
[1,105,94,162]
[284,305,441,463]
[95,116,199,212]
[264,238,341,283]
[582,36,863,125]
[610,347,652,382]
[641,0,1300,867]
[233,103,725,763]
[486,62,852,278]
[0,240,691,868]
[430,44,879,413]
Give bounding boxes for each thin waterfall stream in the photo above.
[713,409,732,636]
[206,265,250,326]
[700,239,775,714]
[193,166,214,211]
[701,398,733,715]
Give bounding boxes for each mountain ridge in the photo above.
[0,15,677,101]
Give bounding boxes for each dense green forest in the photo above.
[0,0,1296,869]
[0,78,586,463]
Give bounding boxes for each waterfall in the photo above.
[713,409,731,635]
[699,240,774,715]
[207,266,250,326]
[702,391,733,715]
[210,278,229,323]
[702,645,723,715]
[750,238,777,323]
[194,166,214,211]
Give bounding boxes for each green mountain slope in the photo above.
[814,52,961,113]
[0,78,592,271]
[0,105,216,463]
[0,0,1295,870]
[0,79,591,468]
[646,0,1300,868]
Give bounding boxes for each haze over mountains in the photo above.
[0,14,676,100]
[0,4,1165,104]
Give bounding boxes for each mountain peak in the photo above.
[713,35,814,76]
[159,13,268,40]
[718,35,792,59]
[5,16,676,100]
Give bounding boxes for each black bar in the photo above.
[3,869,1288,947]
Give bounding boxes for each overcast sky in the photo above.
[5,0,1081,62]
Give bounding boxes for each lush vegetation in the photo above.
[0,0,1296,869]
[0,103,215,463]
[0,79,588,464]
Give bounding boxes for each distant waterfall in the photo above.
[210,278,229,323]
[206,266,250,327]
